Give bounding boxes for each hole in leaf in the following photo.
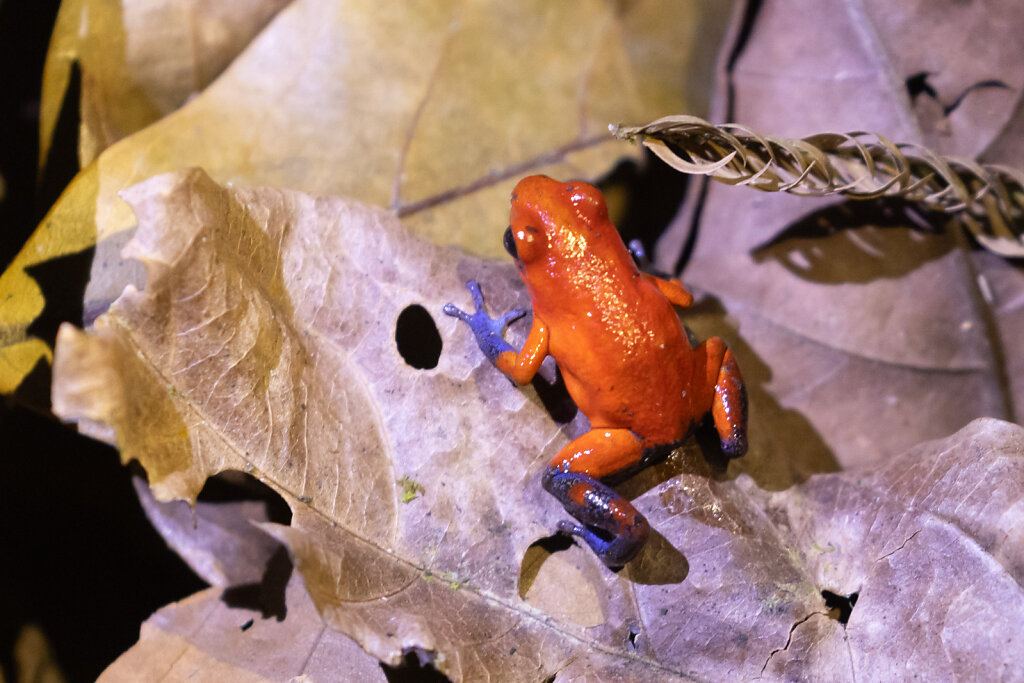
[381,650,450,683]
[821,589,858,625]
[198,470,292,525]
[396,304,442,370]
[625,623,641,651]
[905,71,937,100]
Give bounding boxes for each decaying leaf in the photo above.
[102,485,386,682]
[52,171,1024,680]
[131,477,283,589]
[2,0,731,395]
[41,0,291,167]
[100,583,386,683]
[652,0,1024,471]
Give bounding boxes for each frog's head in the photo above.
[506,175,618,275]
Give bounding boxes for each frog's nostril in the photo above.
[503,226,518,259]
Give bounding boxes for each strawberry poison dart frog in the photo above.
[444,175,748,567]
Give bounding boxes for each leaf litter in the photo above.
[52,170,1024,681]
[16,0,1024,679]
[653,0,1024,474]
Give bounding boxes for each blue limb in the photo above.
[443,280,526,363]
[542,468,650,568]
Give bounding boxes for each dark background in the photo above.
[0,3,206,680]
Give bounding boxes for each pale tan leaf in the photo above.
[99,578,386,682]
[132,477,282,588]
[52,171,1024,681]
[69,0,727,256]
[56,170,398,507]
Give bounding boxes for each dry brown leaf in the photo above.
[652,0,1024,471]
[100,477,386,681]
[2,0,731,395]
[99,569,386,682]
[52,171,1024,680]
[681,291,1004,482]
[132,477,283,588]
[41,0,291,166]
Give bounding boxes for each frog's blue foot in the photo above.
[542,468,649,568]
[444,280,526,362]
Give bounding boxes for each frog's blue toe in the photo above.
[444,280,523,363]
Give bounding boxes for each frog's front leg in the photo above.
[543,429,650,567]
[444,280,549,385]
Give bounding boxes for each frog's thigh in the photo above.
[547,428,645,479]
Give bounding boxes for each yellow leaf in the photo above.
[0,165,99,393]
[6,0,732,395]
[40,0,291,167]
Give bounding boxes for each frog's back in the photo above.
[510,175,702,443]
[537,266,699,443]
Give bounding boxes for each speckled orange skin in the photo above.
[446,175,747,567]
[505,176,705,449]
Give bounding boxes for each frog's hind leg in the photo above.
[698,337,748,460]
[543,429,650,567]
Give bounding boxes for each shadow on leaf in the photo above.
[676,295,839,491]
[221,545,292,622]
[752,198,953,284]
[626,528,689,585]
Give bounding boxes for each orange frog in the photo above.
[444,175,747,567]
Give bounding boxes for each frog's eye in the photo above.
[503,225,518,259]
